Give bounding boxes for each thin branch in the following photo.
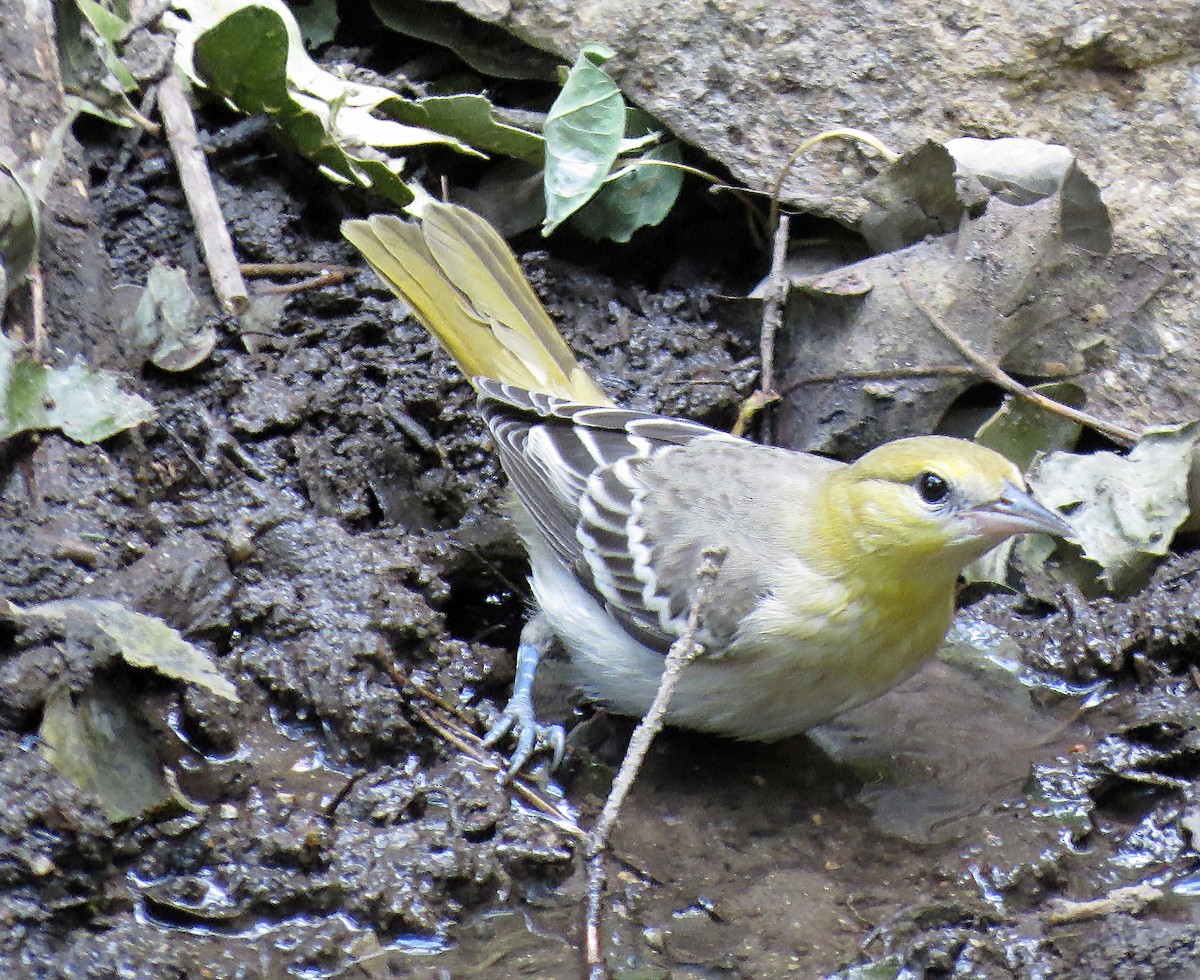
[707,182,773,200]
[29,262,46,359]
[240,262,355,279]
[256,270,352,296]
[778,364,977,396]
[731,389,780,439]
[1045,883,1163,926]
[412,704,583,839]
[769,128,900,235]
[748,126,900,437]
[900,278,1140,447]
[604,158,722,185]
[158,73,249,315]
[584,547,727,978]
[732,214,790,440]
[381,658,476,729]
[370,646,583,839]
[760,213,790,396]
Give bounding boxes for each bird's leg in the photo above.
[482,614,565,779]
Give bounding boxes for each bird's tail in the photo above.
[342,202,612,406]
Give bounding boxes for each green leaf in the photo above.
[291,0,338,48]
[0,163,39,299]
[542,44,626,235]
[368,0,559,81]
[122,264,216,371]
[14,598,239,701]
[57,0,141,125]
[174,0,487,208]
[192,5,292,111]
[41,682,173,822]
[974,382,1086,471]
[18,597,235,822]
[571,141,683,243]
[75,0,130,43]
[0,334,154,444]
[1028,420,1200,592]
[387,93,544,165]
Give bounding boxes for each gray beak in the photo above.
[969,480,1075,540]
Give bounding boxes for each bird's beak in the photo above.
[969,480,1075,540]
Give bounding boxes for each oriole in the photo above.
[343,203,1073,773]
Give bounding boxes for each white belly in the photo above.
[529,549,951,742]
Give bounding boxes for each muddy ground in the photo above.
[3,105,1200,980]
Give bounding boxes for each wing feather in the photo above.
[478,379,740,652]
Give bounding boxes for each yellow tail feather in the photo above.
[342,203,612,406]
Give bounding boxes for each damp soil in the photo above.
[3,115,1200,980]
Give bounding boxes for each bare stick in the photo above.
[779,364,976,395]
[257,270,352,296]
[370,645,583,839]
[584,547,727,978]
[769,128,899,239]
[29,262,46,358]
[413,704,583,839]
[731,389,780,439]
[900,278,1140,447]
[240,262,355,278]
[1045,883,1162,925]
[158,73,249,315]
[733,214,790,440]
[760,212,791,397]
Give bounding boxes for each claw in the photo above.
[483,695,564,780]
[483,615,563,780]
[547,725,566,770]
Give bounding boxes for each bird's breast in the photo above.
[532,536,959,740]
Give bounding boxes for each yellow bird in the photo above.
[343,203,1073,772]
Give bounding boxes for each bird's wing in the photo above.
[478,379,746,652]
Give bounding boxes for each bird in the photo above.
[342,201,1074,774]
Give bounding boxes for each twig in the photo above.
[605,158,723,186]
[257,271,352,296]
[29,262,45,359]
[732,214,790,440]
[379,658,475,728]
[322,770,365,821]
[769,128,900,238]
[584,547,727,979]
[96,85,159,202]
[1045,883,1163,925]
[158,73,249,315]
[412,704,583,839]
[197,407,267,481]
[240,262,354,278]
[241,262,356,295]
[900,278,1140,447]
[731,389,780,439]
[370,645,583,839]
[760,213,790,397]
[778,364,976,396]
[747,127,898,437]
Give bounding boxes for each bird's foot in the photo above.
[482,694,565,781]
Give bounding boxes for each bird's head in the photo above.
[814,436,1073,575]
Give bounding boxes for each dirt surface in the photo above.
[3,109,1200,980]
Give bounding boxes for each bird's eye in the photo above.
[916,471,950,504]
